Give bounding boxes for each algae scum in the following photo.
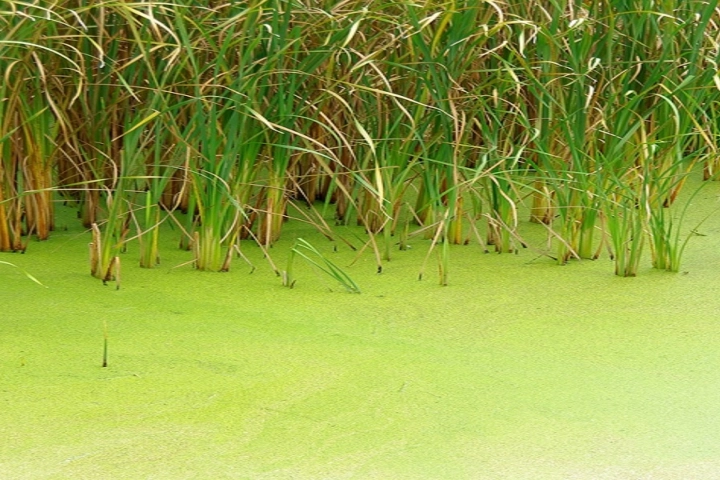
[3,188,720,479]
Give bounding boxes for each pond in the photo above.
[2,180,720,479]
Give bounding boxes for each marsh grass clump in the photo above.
[1,0,719,286]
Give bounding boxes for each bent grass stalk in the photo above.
[283,238,360,293]
[0,260,46,287]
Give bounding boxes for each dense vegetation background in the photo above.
[2,0,719,283]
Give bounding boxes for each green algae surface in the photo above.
[4,186,720,478]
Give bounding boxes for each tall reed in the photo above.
[2,0,719,284]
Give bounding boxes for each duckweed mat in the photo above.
[3,191,720,479]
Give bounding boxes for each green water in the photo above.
[3,183,720,479]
